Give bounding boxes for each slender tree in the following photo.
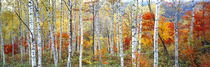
[35,0,42,66]
[72,0,77,56]
[59,0,63,63]
[116,8,119,56]
[53,0,58,65]
[0,1,5,64]
[17,0,23,63]
[173,0,182,67]
[52,0,58,66]
[190,0,195,45]
[67,0,73,67]
[79,0,83,66]
[110,1,114,55]
[131,0,137,66]
[118,0,124,66]
[154,0,160,66]
[0,20,5,66]
[11,12,14,60]
[138,0,143,54]
[28,0,36,66]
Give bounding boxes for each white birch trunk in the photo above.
[72,0,77,56]
[118,0,124,66]
[110,4,114,55]
[52,0,58,66]
[59,0,63,63]
[190,0,195,45]
[53,0,58,65]
[77,15,80,52]
[0,17,5,66]
[138,0,143,54]
[12,14,14,60]
[35,0,42,66]
[67,0,73,67]
[116,11,119,56]
[174,10,179,67]
[131,1,137,66]
[154,0,160,67]
[18,0,23,62]
[29,0,36,66]
[174,0,182,67]
[79,0,83,66]
[94,6,97,58]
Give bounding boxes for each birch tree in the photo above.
[0,1,5,64]
[154,0,160,66]
[72,0,77,56]
[116,8,119,56]
[67,0,73,66]
[53,0,58,64]
[52,0,58,66]
[79,0,83,66]
[18,0,23,62]
[12,12,14,60]
[35,0,42,66]
[59,0,63,63]
[190,0,195,45]
[93,1,97,59]
[110,1,114,56]
[28,0,36,66]
[118,0,124,66]
[131,0,137,66]
[138,0,143,54]
[173,0,182,67]
[0,21,5,66]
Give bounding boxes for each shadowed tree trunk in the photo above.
[67,0,73,67]
[59,0,63,63]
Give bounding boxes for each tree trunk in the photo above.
[53,0,58,65]
[190,0,195,45]
[131,1,137,66]
[118,0,124,67]
[29,0,36,66]
[110,4,114,55]
[18,0,23,63]
[174,10,179,67]
[59,0,63,63]
[154,0,160,66]
[0,16,5,66]
[52,0,58,66]
[92,1,97,60]
[12,12,14,61]
[138,0,143,54]
[72,0,77,56]
[35,0,42,66]
[116,10,119,56]
[67,0,73,67]
[79,0,83,66]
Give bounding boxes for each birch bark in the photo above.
[79,0,83,66]
[154,0,160,66]
[35,0,42,66]
[118,0,124,66]
[67,0,73,67]
[29,0,36,66]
